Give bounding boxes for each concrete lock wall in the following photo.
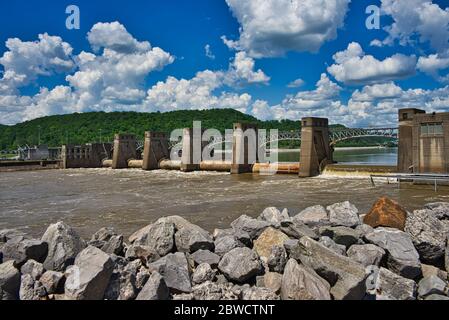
[231,123,258,174]
[112,134,137,169]
[62,143,112,169]
[299,117,333,178]
[180,128,203,172]
[142,132,170,170]
[398,109,449,174]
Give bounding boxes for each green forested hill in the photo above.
[0,109,394,150]
[0,109,302,149]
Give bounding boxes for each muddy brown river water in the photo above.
[1,168,448,239]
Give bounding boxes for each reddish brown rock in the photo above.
[364,197,408,231]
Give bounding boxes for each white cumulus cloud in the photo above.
[224,0,350,58]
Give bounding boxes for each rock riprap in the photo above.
[1,199,448,300]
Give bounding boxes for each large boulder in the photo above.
[363,197,408,230]
[253,228,289,259]
[405,209,448,265]
[147,252,192,293]
[20,260,45,281]
[161,216,214,253]
[89,228,124,256]
[41,222,86,272]
[231,215,271,240]
[136,272,170,300]
[214,235,245,257]
[424,202,449,220]
[327,202,360,228]
[281,259,331,300]
[192,281,239,300]
[421,264,448,282]
[418,275,448,298]
[191,250,220,268]
[19,274,46,301]
[280,220,318,240]
[0,229,26,243]
[293,205,329,227]
[263,272,283,294]
[258,207,290,227]
[40,271,65,295]
[0,261,21,300]
[1,236,48,266]
[65,246,114,300]
[104,258,138,301]
[129,221,175,257]
[374,267,417,300]
[365,228,421,279]
[218,247,263,283]
[319,226,361,248]
[318,237,347,256]
[267,245,288,273]
[291,237,367,300]
[125,245,160,265]
[347,244,385,267]
[192,263,216,285]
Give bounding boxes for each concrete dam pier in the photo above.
[59,108,449,178]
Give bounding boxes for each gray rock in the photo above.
[89,228,123,254]
[147,252,192,293]
[293,205,329,227]
[355,224,375,237]
[20,260,44,280]
[65,246,114,300]
[218,247,263,283]
[192,281,239,300]
[291,237,367,300]
[132,221,175,256]
[263,272,283,294]
[19,274,46,300]
[374,267,417,300]
[421,264,448,281]
[40,271,65,295]
[0,261,21,300]
[267,245,287,273]
[418,275,448,297]
[425,294,449,300]
[319,236,347,256]
[327,201,360,228]
[1,236,48,266]
[173,293,195,300]
[424,202,449,220]
[125,245,160,265]
[42,222,86,272]
[281,259,331,300]
[231,215,271,240]
[213,228,234,240]
[233,230,252,247]
[191,250,220,268]
[258,207,290,227]
[0,229,26,243]
[241,286,279,300]
[405,209,448,265]
[192,263,216,285]
[104,260,138,301]
[136,272,170,300]
[280,220,318,240]
[214,235,244,257]
[319,226,361,248]
[347,244,385,267]
[365,228,421,279]
[283,239,299,256]
[135,268,151,291]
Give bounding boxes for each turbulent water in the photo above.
[1,166,448,239]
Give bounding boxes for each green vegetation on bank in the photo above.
[0,109,394,149]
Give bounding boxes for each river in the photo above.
[0,148,448,239]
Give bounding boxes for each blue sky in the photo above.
[1,0,449,126]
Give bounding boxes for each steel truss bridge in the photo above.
[132,127,398,151]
